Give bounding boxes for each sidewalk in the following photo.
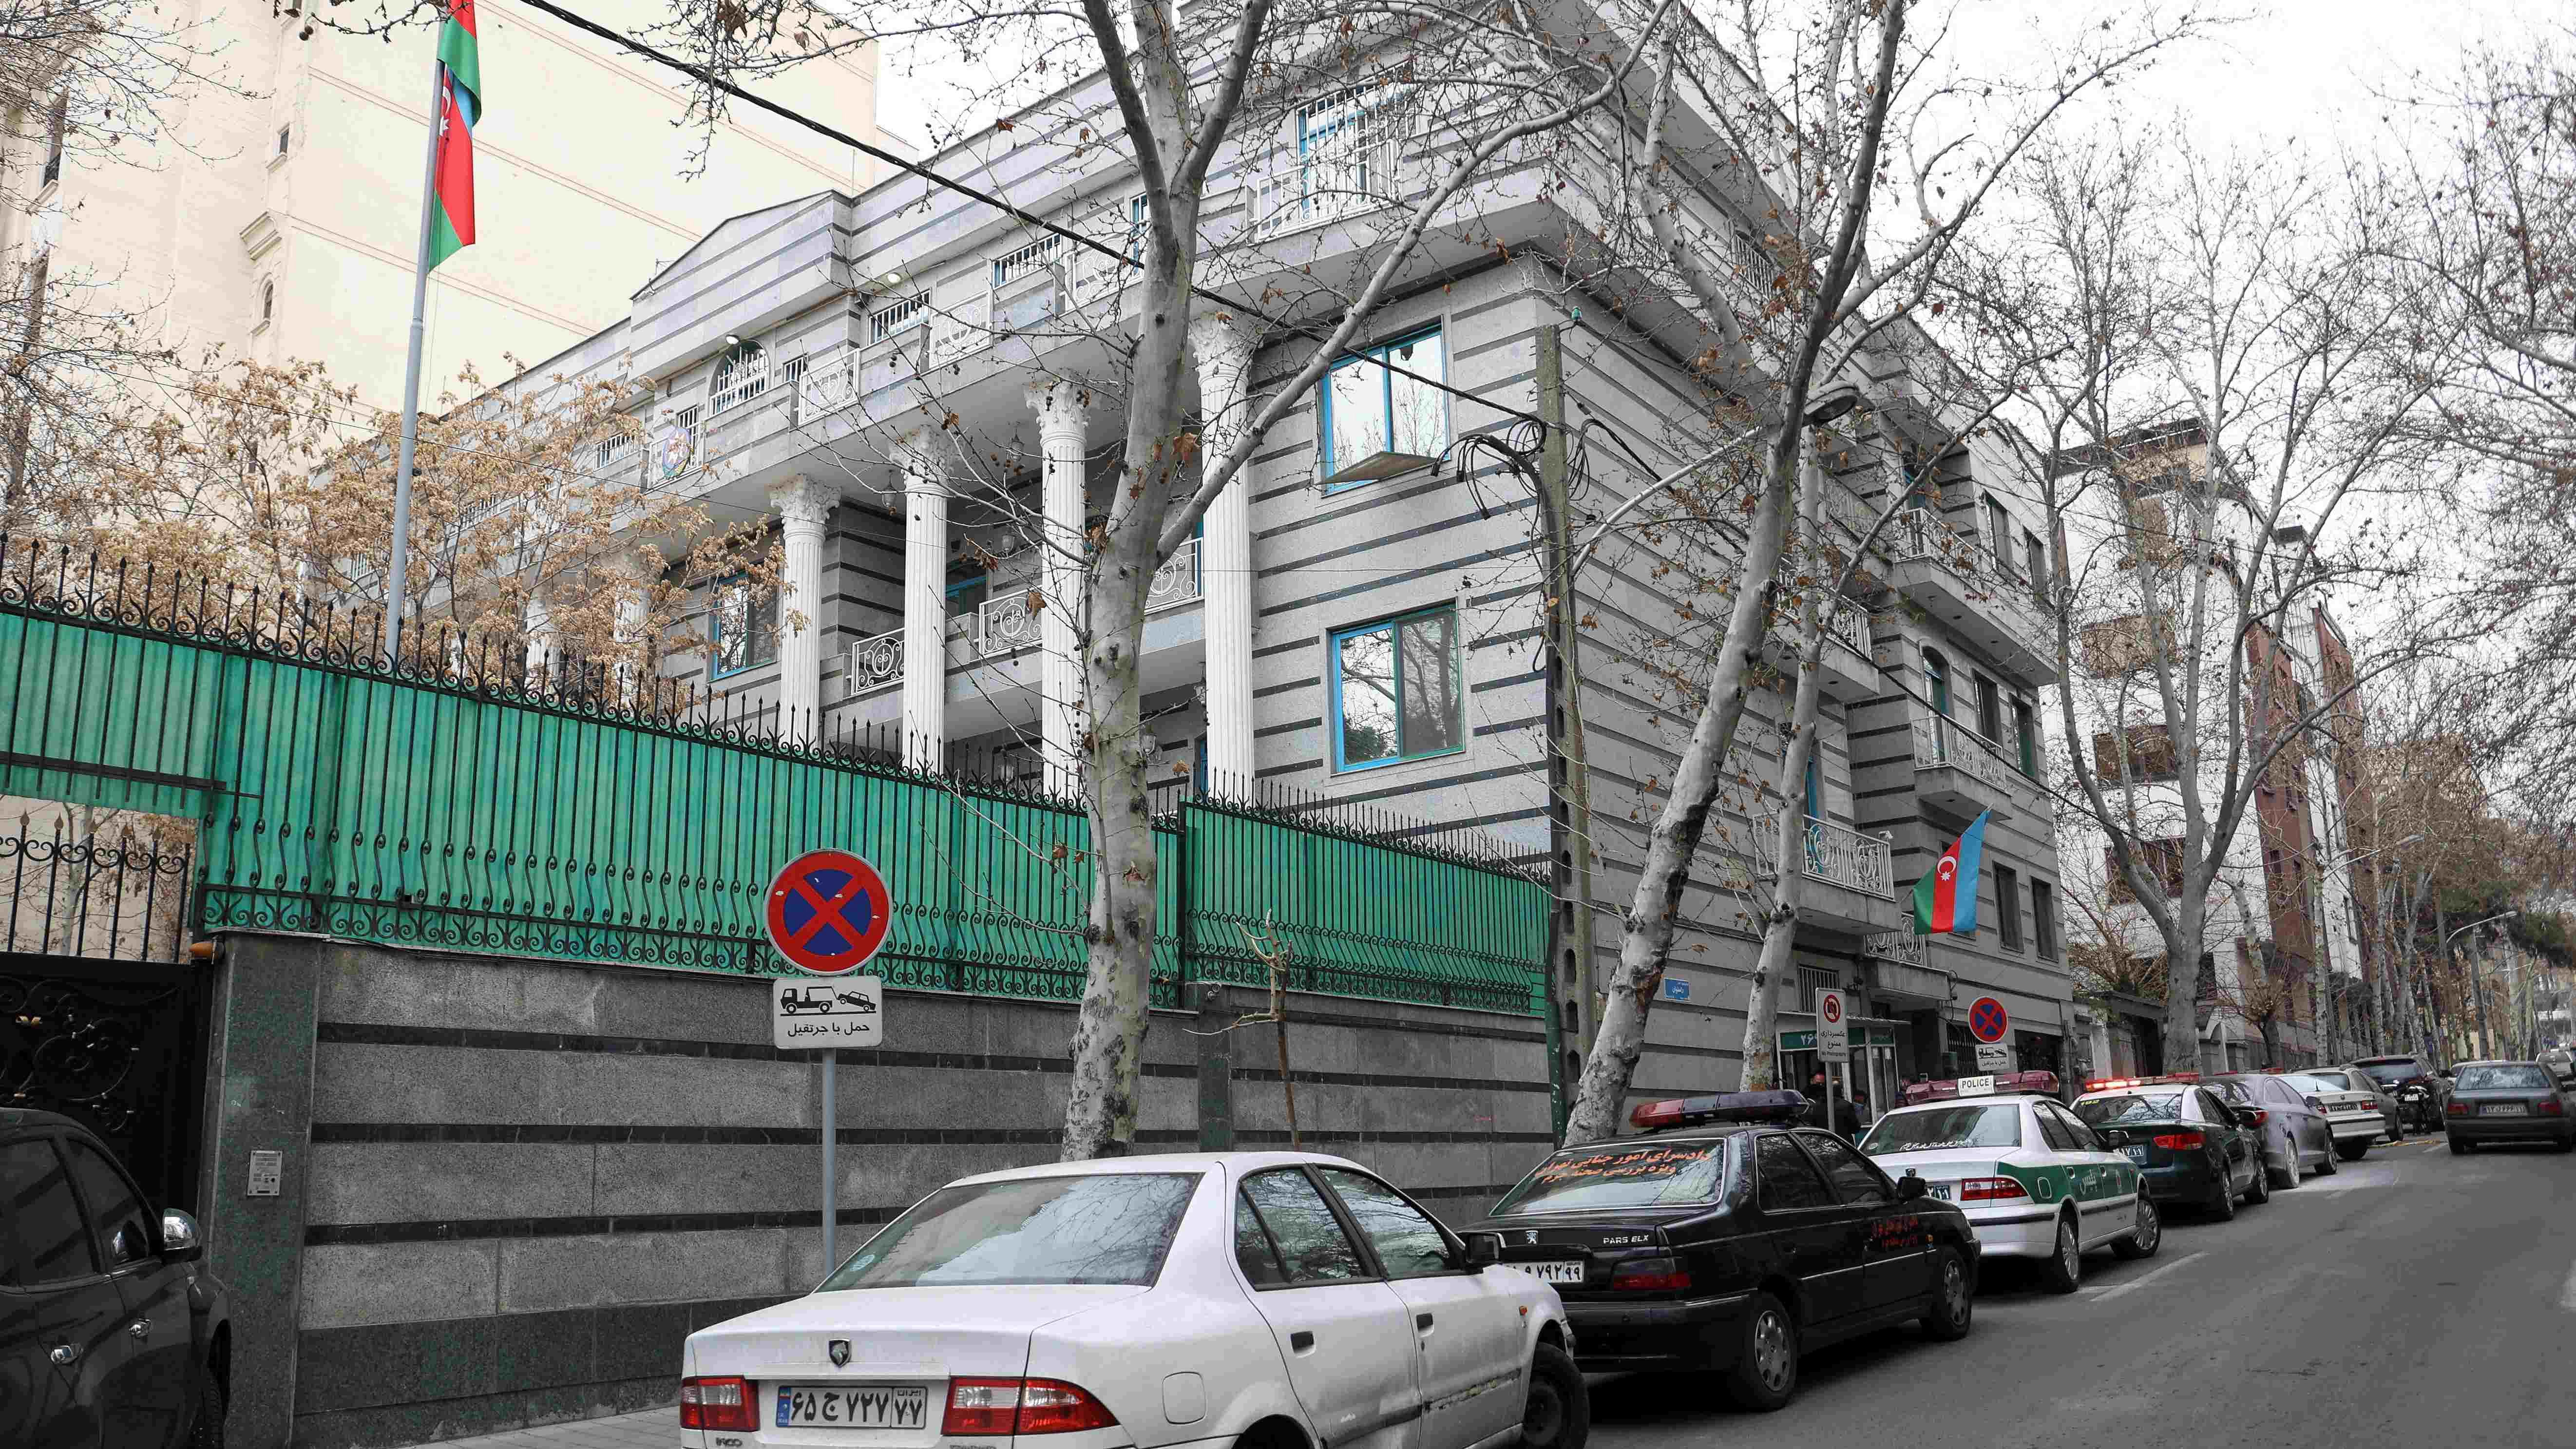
[418,1407,674,1449]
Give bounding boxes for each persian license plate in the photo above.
[2121,1145,2150,1163]
[775,1384,929,1430]
[1929,1182,1954,1201]
[1527,1260,1587,1284]
[2480,1103,2529,1117]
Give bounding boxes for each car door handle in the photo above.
[1415,1313,1434,1331]
[1290,1331,1315,1352]
[49,1343,78,1365]
[128,1320,152,1340]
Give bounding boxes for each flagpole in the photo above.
[382,58,448,664]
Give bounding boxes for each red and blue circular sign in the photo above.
[764,849,893,975]
[1967,995,2010,1044]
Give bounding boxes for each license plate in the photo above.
[2121,1145,2149,1163]
[1527,1260,1587,1284]
[1929,1183,1953,1201]
[775,1384,929,1430]
[2480,1104,2528,1117]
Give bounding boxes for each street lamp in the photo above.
[2444,910,2520,1060]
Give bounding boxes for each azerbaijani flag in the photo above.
[1910,810,1992,936]
[427,1,483,271]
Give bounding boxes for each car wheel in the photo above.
[1520,1342,1588,1449]
[2112,1195,2162,1260]
[2038,1213,2082,1294]
[2206,1169,2238,1219]
[2267,1148,2298,1189]
[2448,1136,2468,1155]
[2242,1157,2270,1205]
[1721,1291,1799,1411]
[2559,1133,2576,1155]
[190,1359,226,1449]
[1920,1248,1974,1341]
[2316,1139,2339,1174]
[2336,1139,2368,1162]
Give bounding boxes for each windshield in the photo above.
[2352,1061,2419,1086]
[820,1173,1198,1290]
[1492,1140,1728,1215]
[1860,1105,2022,1154]
[2073,1091,2186,1125]
[2455,1064,2555,1091]
[2291,1071,2358,1092]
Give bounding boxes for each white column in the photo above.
[769,475,837,742]
[895,432,949,770]
[1027,382,1091,795]
[611,581,648,709]
[1191,312,1258,792]
[523,595,554,685]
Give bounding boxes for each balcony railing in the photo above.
[1755,815,1896,899]
[841,540,1207,694]
[1911,712,2037,801]
[1888,509,2055,662]
[1864,931,1926,967]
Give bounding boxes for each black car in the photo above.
[0,1108,230,1448]
[2444,1060,2576,1152]
[2071,1077,2269,1219]
[2351,1055,2448,1134]
[1462,1091,1976,1411]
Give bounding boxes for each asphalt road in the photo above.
[1585,1134,2576,1449]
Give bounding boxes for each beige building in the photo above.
[2,0,890,412]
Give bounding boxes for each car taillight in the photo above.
[2542,1098,2565,1116]
[944,1379,1119,1436]
[1959,1176,2028,1201]
[2246,1108,2269,1125]
[679,1377,757,1432]
[1609,1256,1692,1292]
[2447,1101,2468,1117]
[2152,1131,2204,1150]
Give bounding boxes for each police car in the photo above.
[1462,1089,1978,1412]
[1856,1072,2157,1294]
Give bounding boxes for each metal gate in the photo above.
[0,824,210,1210]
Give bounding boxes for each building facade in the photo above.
[1,0,888,413]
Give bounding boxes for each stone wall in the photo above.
[195,934,1554,1449]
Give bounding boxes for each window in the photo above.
[1239,1169,1371,1283]
[2041,1103,2103,1152]
[41,92,68,186]
[2023,531,2047,600]
[2072,1091,2184,1126]
[2014,701,2040,777]
[1755,1134,1835,1212]
[1984,496,2014,576]
[709,339,770,414]
[277,124,292,157]
[1923,648,1950,716]
[711,575,779,677]
[2032,880,2059,960]
[945,571,989,618]
[260,280,275,326]
[1330,605,1462,770]
[63,1140,153,1270]
[818,1173,1196,1289]
[991,234,1062,288]
[0,1138,95,1285]
[1975,673,2003,744]
[1800,1134,1889,1205]
[2033,1106,2078,1151]
[2092,723,2177,783]
[1296,87,1398,219]
[1994,865,2022,952]
[1861,1105,2021,1154]
[1122,192,1149,261]
[2080,614,2161,676]
[1492,1139,1726,1215]
[2457,1064,2555,1091]
[1235,1189,1288,1286]
[1317,1169,1454,1278]
[1319,327,1447,485]
[2105,839,2184,902]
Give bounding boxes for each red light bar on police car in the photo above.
[2080,1071,2203,1093]
[1899,1070,2059,1106]
[1630,1089,1809,1131]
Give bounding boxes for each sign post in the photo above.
[1814,990,1850,1132]
[764,848,896,1279]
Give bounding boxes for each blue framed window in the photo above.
[1330,605,1464,771]
[946,572,988,618]
[1319,327,1448,488]
[710,575,778,678]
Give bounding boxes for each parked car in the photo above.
[1462,1090,1978,1413]
[2350,1055,2448,1134]
[2211,1074,2337,1187]
[681,1152,1585,1449]
[0,1107,229,1449]
[2072,1076,2270,1220]
[2280,1070,2392,1160]
[2307,1067,2405,1143]
[1857,1072,2157,1293]
[2443,1061,2576,1153]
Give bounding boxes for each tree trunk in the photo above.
[1739,449,1833,1093]
[2162,885,2209,1077]
[1562,438,1801,1144]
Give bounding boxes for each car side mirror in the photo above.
[2558,1076,2575,1090]
[1460,1233,1501,1269]
[160,1208,203,1264]
[1895,1172,1930,1202]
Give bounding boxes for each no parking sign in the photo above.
[764,848,893,975]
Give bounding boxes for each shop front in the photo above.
[1778,1013,1904,1123]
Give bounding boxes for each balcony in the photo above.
[1755,815,1902,935]
[1884,510,2056,683]
[1862,931,1954,1007]
[841,539,1204,704]
[1910,711,2042,819]
[1764,580,1880,702]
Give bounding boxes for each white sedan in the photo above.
[679,1152,1584,1449]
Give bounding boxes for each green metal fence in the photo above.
[0,554,1545,1017]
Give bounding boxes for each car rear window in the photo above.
[2456,1065,2554,1091]
[1859,1105,2021,1154]
[2352,1061,2417,1085]
[821,1172,1198,1289]
[2073,1091,2184,1125]
[2291,1071,2357,1092]
[1491,1139,1728,1215]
